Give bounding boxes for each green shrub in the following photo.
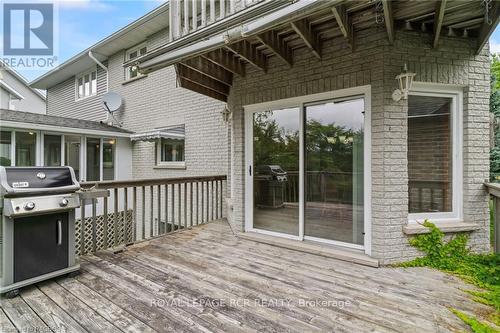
[399,220,500,331]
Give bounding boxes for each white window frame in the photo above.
[83,136,117,182]
[125,42,147,81]
[408,82,463,224]
[156,137,186,169]
[41,132,64,167]
[243,85,372,256]
[12,129,40,167]
[75,67,98,101]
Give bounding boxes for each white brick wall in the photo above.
[227,27,491,264]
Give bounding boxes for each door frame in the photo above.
[244,85,372,255]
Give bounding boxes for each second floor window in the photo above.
[126,43,147,80]
[76,69,97,100]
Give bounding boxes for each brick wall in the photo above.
[228,26,491,264]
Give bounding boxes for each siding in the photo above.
[46,28,228,180]
[228,27,490,264]
[1,70,45,113]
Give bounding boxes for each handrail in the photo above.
[81,175,227,189]
[484,182,500,254]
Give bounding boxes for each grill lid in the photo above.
[0,167,80,197]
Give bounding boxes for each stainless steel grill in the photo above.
[0,167,80,296]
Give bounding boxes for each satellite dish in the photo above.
[102,91,122,113]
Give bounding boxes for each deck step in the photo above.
[237,232,379,268]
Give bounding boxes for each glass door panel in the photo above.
[304,99,365,245]
[253,108,300,236]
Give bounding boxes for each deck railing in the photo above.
[76,175,227,255]
[484,182,500,254]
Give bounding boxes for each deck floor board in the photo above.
[0,220,490,332]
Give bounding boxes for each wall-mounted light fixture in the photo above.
[221,107,232,123]
[392,63,416,102]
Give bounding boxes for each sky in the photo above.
[3,0,500,83]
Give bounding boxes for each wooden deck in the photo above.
[0,220,490,333]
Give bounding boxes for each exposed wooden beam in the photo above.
[331,4,353,48]
[203,49,245,77]
[226,41,267,72]
[182,57,233,86]
[256,31,292,67]
[477,0,500,54]
[178,77,228,102]
[433,0,447,48]
[176,64,230,96]
[290,19,321,59]
[381,0,394,44]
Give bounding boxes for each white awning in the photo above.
[130,127,185,142]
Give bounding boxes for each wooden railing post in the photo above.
[495,196,500,254]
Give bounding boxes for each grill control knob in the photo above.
[60,198,69,207]
[24,202,35,211]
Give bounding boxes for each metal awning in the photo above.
[130,127,185,142]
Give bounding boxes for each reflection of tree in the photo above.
[253,112,299,172]
[306,120,363,173]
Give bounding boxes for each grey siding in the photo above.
[46,28,228,181]
[46,64,108,121]
[228,27,490,264]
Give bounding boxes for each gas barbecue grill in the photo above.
[0,167,80,297]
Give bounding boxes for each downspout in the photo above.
[88,50,110,122]
[139,0,341,72]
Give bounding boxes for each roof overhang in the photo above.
[0,120,132,138]
[30,2,170,89]
[0,80,24,100]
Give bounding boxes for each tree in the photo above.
[490,55,500,180]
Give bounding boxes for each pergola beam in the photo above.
[290,19,321,59]
[226,41,267,72]
[176,64,230,96]
[433,0,447,48]
[202,49,246,77]
[182,57,233,86]
[256,31,292,67]
[332,4,352,48]
[477,0,500,54]
[382,0,394,44]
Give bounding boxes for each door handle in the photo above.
[249,165,252,176]
[57,219,62,245]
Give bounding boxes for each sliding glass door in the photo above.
[304,99,365,245]
[252,108,300,236]
[248,95,366,248]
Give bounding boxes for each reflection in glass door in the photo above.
[304,99,365,245]
[253,108,300,236]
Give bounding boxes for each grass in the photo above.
[398,220,500,332]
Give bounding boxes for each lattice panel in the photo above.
[75,210,133,255]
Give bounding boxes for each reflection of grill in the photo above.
[255,165,287,209]
[0,167,81,297]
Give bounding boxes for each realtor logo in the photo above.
[3,3,54,56]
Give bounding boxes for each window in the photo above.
[65,136,81,180]
[103,138,115,180]
[44,134,62,166]
[125,43,147,80]
[160,138,185,162]
[0,131,12,166]
[408,88,462,222]
[15,131,36,166]
[155,125,185,167]
[76,68,97,99]
[86,138,100,181]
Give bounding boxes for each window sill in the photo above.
[122,74,147,85]
[75,94,97,102]
[154,162,186,170]
[403,222,482,235]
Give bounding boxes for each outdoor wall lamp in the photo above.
[221,107,232,123]
[392,63,416,102]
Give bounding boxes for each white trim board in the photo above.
[408,82,463,224]
[243,85,372,256]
